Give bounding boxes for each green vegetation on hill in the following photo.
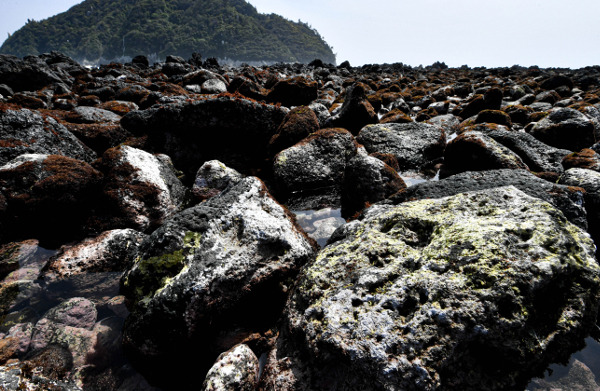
[0,0,336,64]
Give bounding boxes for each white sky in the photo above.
[0,0,599,68]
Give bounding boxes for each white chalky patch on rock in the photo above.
[0,153,48,171]
[120,146,176,215]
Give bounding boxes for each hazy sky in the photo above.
[1,0,599,68]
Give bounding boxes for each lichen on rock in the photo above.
[261,186,600,390]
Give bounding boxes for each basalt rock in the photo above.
[121,177,318,388]
[266,76,318,107]
[325,83,379,135]
[387,169,588,231]
[95,146,187,233]
[562,148,600,172]
[120,95,288,178]
[43,229,146,279]
[192,160,244,202]
[0,107,96,166]
[481,128,571,174]
[202,344,259,391]
[0,154,103,246]
[260,186,600,391]
[268,106,320,156]
[273,128,358,209]
[440,131,528,178]
[356,122,446,175]
[528,108,599,152]
[341,148,406,218]
[0,54,64,93]
[558,168,600,248]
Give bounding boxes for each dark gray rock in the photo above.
[273,128,357,209]
[0,54,64,92]
[482,129,571,174]
[0,107,96,166]
[0,154,103,246]
[528,108,599,152]
[356,122,446,174]
[121,177,318,388]
[559,168,600,248]
[261,186,600,391]
[324,83,378,135]
[387,169,588,230]
[120,95,288,178]
[97,146,187,233]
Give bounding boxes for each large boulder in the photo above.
[528,108,599,152]
[0,55,64,92]
[325,83,378,135]
[260,187,600,390]
[120,95,288,178]
[0,107,96,166]
[480,128,571,175]
[387,169,588,231]
[440,131,528,178]
[356,122,446,174]
[120,177,318,388]
[0,154,103,246]
[43,229,146,279]
[95,146,187,233]
[273,128,358,209]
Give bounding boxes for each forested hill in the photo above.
[0,0,336,64]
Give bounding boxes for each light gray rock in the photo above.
[202,79,227,94]
[202,344,259,391]
[193,160,244,202]
[261,186,600,391]
[43,229,146,278]
[121,176,318,382]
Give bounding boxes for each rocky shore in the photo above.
[1,52,600,390]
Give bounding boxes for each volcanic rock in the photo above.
[260,186,600,391]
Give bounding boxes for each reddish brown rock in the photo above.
[268,106,320,155]
[562,149,600,172]
[267,76,318,107]
[0,154,103,245]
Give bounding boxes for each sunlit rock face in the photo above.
[260,186,600,391]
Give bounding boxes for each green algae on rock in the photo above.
[120,176,318,388]
[260,186,600,391]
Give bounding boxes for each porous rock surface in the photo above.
[0,107,95,165]
[121,176,318,386]
[260,187,600,391]
[356,122,446,174]
[43,229,146,278]
[202,344,259,391]
[97,145,187,232]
